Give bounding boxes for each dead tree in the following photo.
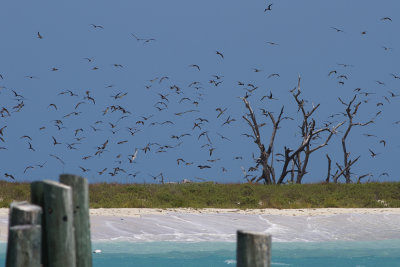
[276,120,343,184]
[334,95,374,183]
[276,77,344,184]
[242,97,284,184]
[242,76,343,184]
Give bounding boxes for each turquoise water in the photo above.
[1,240,400,266]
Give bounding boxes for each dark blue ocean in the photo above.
[1,240,400,266]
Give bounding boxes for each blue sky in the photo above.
[0,0,399,184]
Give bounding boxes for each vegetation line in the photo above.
[0,181,399,209]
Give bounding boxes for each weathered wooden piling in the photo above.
[60,174,92,267]
[42,180,77,267]
[8,201,42,227]
[237,230,271,267]
[6,225,42,267]
[6,201,43,267]
[30,181,48,266]
[31,181,44,207]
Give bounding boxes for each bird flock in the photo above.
[0,1,399,183]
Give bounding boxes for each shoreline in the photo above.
[1,207,400,217]
[1,208,400,242]
[88,207,400,217]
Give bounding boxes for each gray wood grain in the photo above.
[43,180,76,267]
[60,174,92,267]
[6,225,41,267]
[237,230,271,267]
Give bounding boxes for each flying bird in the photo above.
[49,154,65,165]
[52,136,61,145]
[5,173,15,180]
[159,76,169,83]
[128,149,138,163]
[98,168,107,175]
[222,116,236,126]
[24,166,34,174]
[216,107,227,118]
[331,27,344,32]
[20,135,32,141]
[25,75,39,79]
[261,91,278,101]
[90,24,104,29]
[388,91,399,97]
[0,126,6,136]
[390,73,400,79]
[48,103,57,110]
[83,57,94,62]
[368,149,379,158]
[328,70,337,76]
[36,162,46,168]
[131,33,142,41]
[189,64,200,71]
[198,165,211,169]
[216,51,224,59]
[217,133,231,141]
[80,166,90,172]
[37,32,43,39]
[264,3,272,12]
[28,142,35,151]
[267,73,280,79]
[337,63,353,68]
[379,140,386,147]
[380,17,392,22]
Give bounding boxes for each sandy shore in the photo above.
[1,207,400,217]
[1,208,400,242]
[87,207,400,217]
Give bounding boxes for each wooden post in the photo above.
[6,225,41,267]
[31,181,44,207]
[237,231,271,267]
[43,180,77,267]
[6,202,43,267]
[60,174,92,267]
[8,201,42,227]
[30,181,47,267]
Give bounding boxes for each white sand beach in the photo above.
[87,207,400,217]
[1,208,400,242]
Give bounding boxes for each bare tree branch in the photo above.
[338,94,373,183]
[241,97,284,184]
[276,77,344,184]
[325,154,331,183]
[357,173,371,184]
[332,156,360,183]
[309,122,344,153]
